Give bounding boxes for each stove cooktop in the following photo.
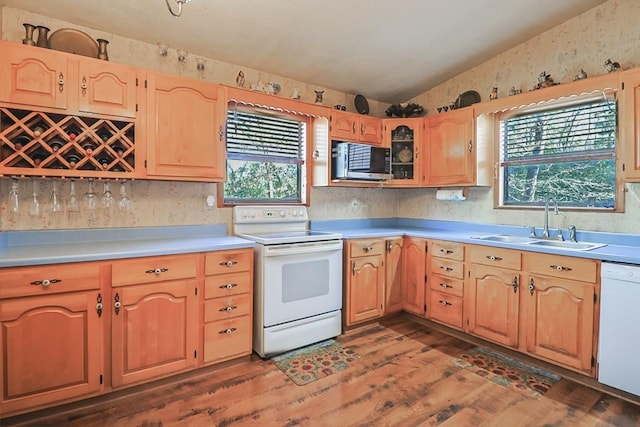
[236,230,342,245]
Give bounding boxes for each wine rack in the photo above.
[0,107,136,177]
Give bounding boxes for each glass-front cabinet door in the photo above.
[384,118,422,187]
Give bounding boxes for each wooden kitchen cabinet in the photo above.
[426,240,464,329]
[145,71,226,180]
[384,237,404,314]
[384,118,423,187]
[619,68,640,181]
[111,254,199,387]
[466,245,521,347]
[0,262,104,416]
[402,237,427,315]
[522,253,598,374]
[203,249,254,365]
[344,239,385,325]
[423,107,479,186]
[330,110,382,145]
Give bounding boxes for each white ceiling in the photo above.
[1,0,608,104]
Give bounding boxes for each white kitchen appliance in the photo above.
[598,262,640,396]
[233,206,343,358]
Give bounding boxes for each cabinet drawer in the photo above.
[429,275,464,297]
[204,293,252,322]
[469,245,521,270]
[429,290,463,329]
[203,316,252,364]
[431,241,464,261]
[111,254,197,287]
[205,249,253,276]
[523,253,597,283]
[348,239,385,257]
[204,272,252,298]
[429,257,464,279]
[0,263,101,299]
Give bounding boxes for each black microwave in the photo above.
[331,141,391,181]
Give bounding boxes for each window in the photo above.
[498,97,617,209]
[223,108,307,204]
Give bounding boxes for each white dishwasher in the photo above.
[598,262,640,396]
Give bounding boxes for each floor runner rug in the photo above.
[273,339,360,386]
[452,347,561,399]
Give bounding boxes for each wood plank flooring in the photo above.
[4,316,640,426]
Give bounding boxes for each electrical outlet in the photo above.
[205,195,216,209]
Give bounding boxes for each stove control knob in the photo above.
[278,210,285,217]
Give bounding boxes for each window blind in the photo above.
[226,109,305,165]
[500,99,616,167]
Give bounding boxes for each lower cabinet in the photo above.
[402,237,427,315]
[0,263,104,416]
[426,240,464,329]
[344,239,386,326]
[384,237,404,314]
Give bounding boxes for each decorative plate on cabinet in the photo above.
[454,90,481,109]
[354,94,370,115]
[48,28,99,58]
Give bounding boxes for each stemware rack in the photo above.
[0,107,136,178]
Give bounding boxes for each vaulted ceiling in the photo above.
[1,0,609,103]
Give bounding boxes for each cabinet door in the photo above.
[346,255,384,325]
[359,116,382,145]
[0,291,102,415]
[424,108,475,186]
[384,237,404,314]
[467,265,520,347]
[146,72,225,180]
[77,60,138,118]
[619,69,640,181]
[111,279,198,387]
[524,274,595,373]
[385,119,422,187]
[402,237,426,315]
[0,43,68,110]
[330,110,357,141]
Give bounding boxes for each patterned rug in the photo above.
[273,340,360,386]
[452,347,561,399]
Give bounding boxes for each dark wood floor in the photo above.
[4,316,640,426]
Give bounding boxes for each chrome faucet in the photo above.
[542,197,559,239]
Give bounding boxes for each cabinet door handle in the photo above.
[528,278,535,296]
[362,245,373,253]
[439,266,453,272]
[440,249,453,254]
[438,300,452,306]
[58,72,64,92]
[114,292,122,315]
[386,241,393,253]
[145,268,169,275]
[30,278,61,287]
[219,283,237,289]
[96,293,103,318]
[81,76,87,96]
[468,140,473,153]
[219,305,237,312]
[220,260,238,267]
[360,123,365,135]
[550,264,572,272]
[512,276,519,293]
[486,255,503,261]
[352,123,356,134]
[219,125,225,143]
[219,327,237,334]
[439,283,452,289]
[312,149,320,160]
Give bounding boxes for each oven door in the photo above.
[259,239,343,327]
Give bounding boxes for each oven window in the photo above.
[282,260,330,302]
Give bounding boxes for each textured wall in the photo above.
[1,1,639,233]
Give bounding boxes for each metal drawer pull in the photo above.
[219,327,237,334]
[550,264,572,272]
[362,245,373,253]
[439,266,453,271]
[219,305,237,312]
[30,278,61,287]
[220,260,238,267]
[219,283,237,289]
[440,249,453,254]
[58,72,64,92]
[439,283,452,289]
[145,268,169,275]
[438,300,452,306]
[486,255,503,261]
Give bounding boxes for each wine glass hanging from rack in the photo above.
[0,107,135,177]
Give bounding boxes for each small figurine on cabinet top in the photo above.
[489,87,498,100]
[291,88,301,99]
[604,59,621,73]
[532,71,557,90]
[508,86,522,96]
[314,90,324,104]
[235,70,245,87]
[573,69,588,80]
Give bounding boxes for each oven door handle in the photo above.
[262,241,343,256]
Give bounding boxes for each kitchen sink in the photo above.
[528,240,607,251]
[471,234,536,244]
[471,234,607,251]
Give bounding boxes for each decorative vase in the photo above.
[96,39,109,61]
[22,23,36,46]
[35,26,50,48]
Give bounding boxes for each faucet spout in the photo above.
[542,197,559,238]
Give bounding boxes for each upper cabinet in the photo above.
[145,72,226,181]
[384,118,422,187]
[619,68,640,182]
[330,110,382,145]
